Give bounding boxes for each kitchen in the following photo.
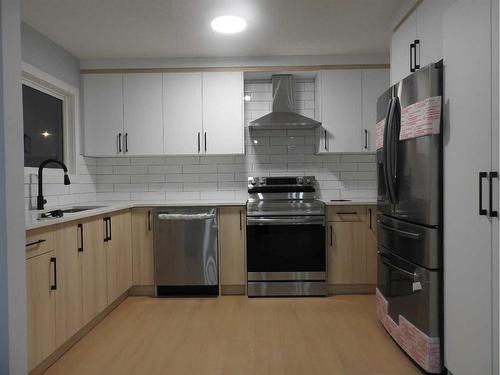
[0,0,498,374]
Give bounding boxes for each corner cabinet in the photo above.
[83,71,244,157]
[131,208,154,286]
[390,0,455,85]
[316,69,388,153]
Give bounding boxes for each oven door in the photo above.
[377,246,442,337]
[246,216,326,280]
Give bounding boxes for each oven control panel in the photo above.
[248,176,316,189]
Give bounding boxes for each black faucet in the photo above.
[37,158,71,210]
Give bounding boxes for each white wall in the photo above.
[0,0,27,373]
[21,22,80,88]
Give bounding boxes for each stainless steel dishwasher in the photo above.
[154,207,218,296]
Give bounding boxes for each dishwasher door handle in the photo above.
[157,213,216,221]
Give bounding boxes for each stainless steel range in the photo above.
[246,176,327,297]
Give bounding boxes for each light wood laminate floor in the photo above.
[44,295,422,375]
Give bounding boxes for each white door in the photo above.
[163,72,203,155]
[202,72,244,155]
[361,69,389,152]
[320,70,362,153]
[123,74,163,155]
[83,74,124,156]
[416,0,455,68]
[443,0,493,373]
[390,11,417,85]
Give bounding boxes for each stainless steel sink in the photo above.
[61,206,105,213]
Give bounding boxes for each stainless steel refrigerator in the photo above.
[376,63,443,374]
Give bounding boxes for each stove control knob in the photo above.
[305,177,313,185]
[250,178,258,186]
[297,177,304,184]
[261,178,266,185]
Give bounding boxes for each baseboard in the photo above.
[328,284,376,295]
[29,291,128,375]
[220,285,246,295]
[129,285,155,296]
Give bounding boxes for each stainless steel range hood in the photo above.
[249,75,321,129]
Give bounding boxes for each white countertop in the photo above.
[25,198,377,230]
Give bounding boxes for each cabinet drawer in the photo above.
[26,228,54,259]
[328,206,367,222]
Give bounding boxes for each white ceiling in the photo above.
[21,0,403,60]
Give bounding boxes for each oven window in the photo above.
[247,224,325,272]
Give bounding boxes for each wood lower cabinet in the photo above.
[327,205,377,292]
[53,223,84,346]
[219,207,246,293]
[106,211,133,303]
[131,208,154,286]
[81,217,108,324]
[26,250,56,371]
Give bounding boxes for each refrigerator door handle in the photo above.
[382,98,394,204]
[379,222,421,240]
[387,97,401,204]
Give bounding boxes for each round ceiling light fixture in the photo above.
[211,15,247,34]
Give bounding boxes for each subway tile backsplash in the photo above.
[24,79,376,210]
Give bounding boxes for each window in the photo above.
[23,84,64,167]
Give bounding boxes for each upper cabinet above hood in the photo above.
[248,75,321,129]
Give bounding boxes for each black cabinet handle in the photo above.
[479,172,488,216]
[368,208,372,229]
[103,217,109,242]
[410,43,415,72]
[77,223,84,252]
[118,133,122,153]
[330,225,333,247]
[204,132,207,153]
[490,172,498,217]
[108,217,112,241]
[125,133,128,153]
[364,129,368,149]
[148,210,152,231]
[239,210,243,231]
[337,212,358,215]
[414,40,420,70]
[197,132,201,153]
[324,130,328,151]
[26,239,46,247]
[50,257,57,290]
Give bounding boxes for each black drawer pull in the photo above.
[77,223,84,252]
[26,239,46,247]
[337,212,357,215]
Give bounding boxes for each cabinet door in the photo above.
[81,218,108,324]
[163,72,203,155]
[123,73,164,155]
[106,211,132,303]
[83,74,124,156]
[131,208,154,286]
[320,70,362,153]
[202,72,244,155]
[54,224,84,346]
[390,11,417,85]
[328,221,367,284]
[416,0,455,68]
[27,251,56,371]
[443,1,493,373]
[362,69,389,152]
[219,207,246,286]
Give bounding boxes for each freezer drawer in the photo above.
[154,207,218,295]
[377,246,442,338]
[378,214,442,269]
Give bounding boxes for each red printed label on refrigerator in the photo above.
[375,119,385,150]
[400,96,442,140]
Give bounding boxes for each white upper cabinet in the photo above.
[202,72,244,155]
[318,70,362,153]
[163,72,203,155]
[362,69,389,152]
[390,0,455,85]
[83,74,124,156]
[390,11,417,85]
[123,73,164,155]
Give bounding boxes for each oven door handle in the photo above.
[247,216,325,226]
